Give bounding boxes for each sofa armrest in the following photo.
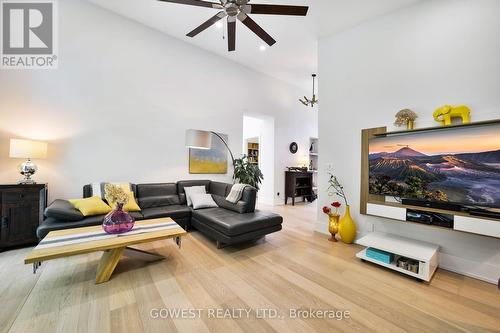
[240,186,257,213]
[44,199,84,222]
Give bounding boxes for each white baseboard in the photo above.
[315,220,329,235]
[257,196,276,206]
[273,198,285,206]
[438,252,499,284]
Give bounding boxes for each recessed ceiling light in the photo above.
[215,21,223,29]
[259,45,266,51]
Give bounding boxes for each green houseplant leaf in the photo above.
[233,155,264,190]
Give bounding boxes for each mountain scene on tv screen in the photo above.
[368,125,500,208]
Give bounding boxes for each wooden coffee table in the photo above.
[25,217,186,284]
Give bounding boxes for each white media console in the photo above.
[356,232,439,282]
[366,203,500,238]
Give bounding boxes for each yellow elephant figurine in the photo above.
[433,105,471,126]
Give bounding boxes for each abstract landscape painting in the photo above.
[189,133,228,174]
[368,124,500,208]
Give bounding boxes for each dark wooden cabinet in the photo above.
[0,184,47,250]
[285,171,313,205]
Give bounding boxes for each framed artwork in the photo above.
[189,133,228,174]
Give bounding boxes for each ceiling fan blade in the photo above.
[187,11,227,37]
[237,13,276,46]
[157,0,223,9]
[248,4,308,16]
[227,17,236,51]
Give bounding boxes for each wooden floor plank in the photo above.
[0,248,43,333]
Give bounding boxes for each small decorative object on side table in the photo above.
[323,201,341,242]
[394,109,418,130]
[9,139,48,184]
[102,184,134,234]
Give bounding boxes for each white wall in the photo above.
[317,0,500,283]
[274,105,318,205]
[0,0,317,203]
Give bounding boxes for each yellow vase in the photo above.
[339,205,356,244]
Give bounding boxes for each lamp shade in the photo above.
[9,139,48,159]
[185,129,212,149]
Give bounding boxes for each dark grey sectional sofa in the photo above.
[39,180,283,248]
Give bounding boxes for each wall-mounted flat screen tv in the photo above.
[369,123,500,209]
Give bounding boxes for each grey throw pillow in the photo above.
[190,193,218,210]
[184,186,207,206]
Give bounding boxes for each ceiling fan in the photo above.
[157,0,309,51]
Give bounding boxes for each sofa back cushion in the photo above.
[212,195,247,214]
[81,181,257,213]
[211,183,257,214]
[83,183,137,198]
[177,180,210,205]
[209,181,230,197]
[136,183,180,209]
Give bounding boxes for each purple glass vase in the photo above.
[102,203,135,234]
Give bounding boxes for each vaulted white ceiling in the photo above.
[88,0,420,90]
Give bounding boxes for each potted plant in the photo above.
[233,155,264,190]
[394,109,418,130]
[327,172,356,244]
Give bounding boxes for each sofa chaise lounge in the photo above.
[38,180,283,248]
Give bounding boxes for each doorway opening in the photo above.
[242,115,275,205]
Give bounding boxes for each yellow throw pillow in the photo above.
[69,196,112,217]
[108,191,141,212]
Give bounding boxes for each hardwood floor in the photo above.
[1,203,499,333]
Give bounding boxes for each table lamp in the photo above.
[9,139,48,184]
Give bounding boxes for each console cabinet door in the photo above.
[1,191,39,247]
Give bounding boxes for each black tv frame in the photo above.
[368,120,500,211]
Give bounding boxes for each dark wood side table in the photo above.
[0,184,47,250]
[285,171,313,205]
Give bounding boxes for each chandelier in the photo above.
[299,74,318,108]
